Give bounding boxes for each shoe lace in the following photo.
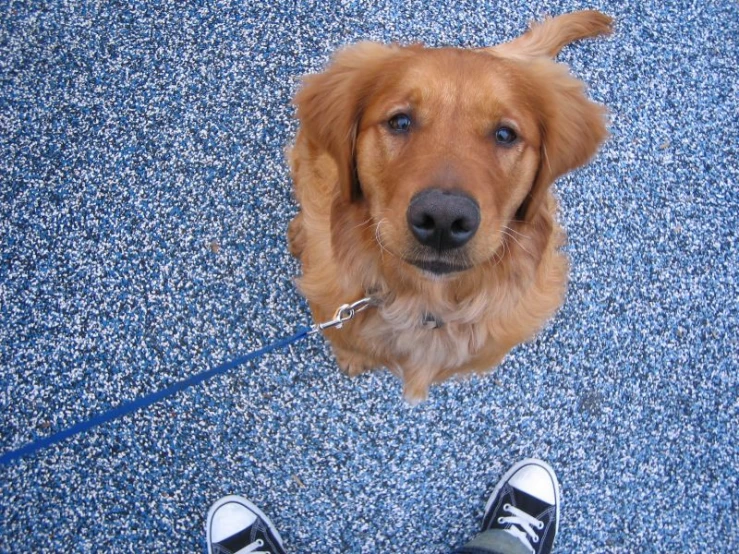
[498,503,544,554]
[233,539,271,554]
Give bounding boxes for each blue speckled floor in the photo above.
[1,1,737,552]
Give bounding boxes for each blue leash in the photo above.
[0,326,314,467]
[1,296,374,467]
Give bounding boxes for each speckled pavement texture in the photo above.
[1,1,737,552]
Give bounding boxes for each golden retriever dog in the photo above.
[287,10,611,402]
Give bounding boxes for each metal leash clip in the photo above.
[310,296,374,334]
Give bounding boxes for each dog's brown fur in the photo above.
[288,10,612,401]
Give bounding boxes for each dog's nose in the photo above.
[407,189,480,250]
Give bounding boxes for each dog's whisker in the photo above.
[500,227,524,242]
[374,219,399,261]
[501,226,531,240]
[349,216,374,234]
[501,238,512,265]
[502,226,534,257]
[485,237,509,269]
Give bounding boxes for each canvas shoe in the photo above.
[481,459,560,554]
[206,495,286,554]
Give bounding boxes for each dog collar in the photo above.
[422,312,445,329]
[362,289,443,329]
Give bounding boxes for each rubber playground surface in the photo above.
[1,1,737,552]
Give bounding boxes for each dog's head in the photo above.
[294,43,607,277]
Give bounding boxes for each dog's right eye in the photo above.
[495,126,518,145]
[388,113,412,133]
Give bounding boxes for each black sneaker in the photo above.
[481,459,560,554]
[206,495,287,554]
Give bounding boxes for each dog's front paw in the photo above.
[400,366,432,405]
[402,379,430,405]
[333,347,376,377]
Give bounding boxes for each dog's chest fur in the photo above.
[360,293,493,372]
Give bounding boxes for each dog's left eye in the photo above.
[495,126,518,145]
[388,113,412,133]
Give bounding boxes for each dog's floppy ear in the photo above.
[293,42,400,203]
[517,59,608,221]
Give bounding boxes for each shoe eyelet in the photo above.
[533,536,539,543]
[256,539,264,546]
[537,521,544,530]
[497,517,505,524]
[503,503,512,512]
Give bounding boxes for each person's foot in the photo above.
[481,459,560,554]
[206,495,286,554]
